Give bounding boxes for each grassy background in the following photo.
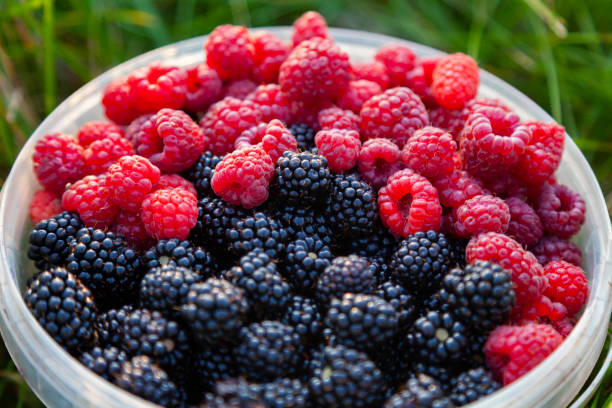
[0,0,611,406]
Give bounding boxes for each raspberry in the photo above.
[378,168,442,237]
[429,107,465,139]
[204,24,255,80]
[360,87,429,148]
[454,195,510,238]
[101,77,140,125]
[234,123,268,150]
[350,61,390,89]
[183,64,223,114]
[314,129,361,173]
[514,121,565,188]
[318,106,360,131]
[279,38,350,104]
[140,188,198,240]
[62,174,118,228]
[484,323,563,385]
[464,98,512,119]
[536,183,586,239]
[531,236,582,267]
[29,190,62,225]
[124,114,152,147]
[106,155,161,212]
[510,294,568,326]
[420,56,440,85]
[252,31,290,83]
[433,170,485,208]
[483,173,529,201]
[401,126,457,181]
[246,84,291,123]
[358,138,403,188]
[127,62,187,113]
[83,132,134,175]
[505,197,543,247]
[112,210,152,249]
[432,53,479,109]
[76,121,124,148]
[224,78,258,100]
[211,145,274,209]
[200,97,263,155]
[543,261,588,315]
[288,99,331,128]
[337,80,382,114]
[374,44,417,87]
[259,119,298,163]
[134,108,204,172]
[153,174,197,197]
[33,132,85,193]
[460,106,531,178]
[291,11,330,47]
[466,232,546,304]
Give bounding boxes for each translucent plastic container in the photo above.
[0,27,610,408]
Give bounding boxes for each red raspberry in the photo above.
[428,107,465,140]
[135,108,204,172]
[200,97,263,155]
[485,323,563,385]
[288,99,330,129]
[76,121,124,148]
[101,77,140,125]
[350,61,389,89]
[482,174,529,201]
[454,195,510,238]
[153,174,197,197]
[83,132,134,175]
[246,84,291,123]
[204,25,255,81]
[291,11,330,47]
[432,53,479,110]
[374,44,417,87]
[33,132,85,193]
[360,87,429,148]
[234,123,268,151]
[62,174,118,228]
[106,155,161,212]
[252,31,290,83]
[536,183,586,239]
[515,121,565,188]
[378,168,442,237]
[358,138,403,189]
[419,56,440,85]
[279,38,350,104]
[433,170,485,208]
[314,129,361,174]
[127,62,187,113]
[223,78,258,100]
[125,114,153,147]
[543,261,588,315]
[29,190,62,225]
[183,64,223,114]
[140,188,198,240]
[403,64,436,107]
[401,126,456,181]
[463,98,511,119]
[551,316,575,338]
[337,80,382,114]
[460,106,531,178]
[510,295,568,327]
[452,152,463,170]
[466,232,546,304]
[259,119,298,163]
[505,197,543,247]
[317,106,360,132]
[112,210,154,249]
[211,145,274,209]
[531,236,582,267]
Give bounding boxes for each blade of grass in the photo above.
[130,0,169,46]
[0,0,44,20]
[523,0,567,38]
[467,0,499,59]
[42,0,56,114]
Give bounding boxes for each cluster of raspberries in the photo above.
[26,10,590,408]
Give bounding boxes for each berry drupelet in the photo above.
[96,304,134,348]
[79,346,128,381]
[139,266,201,318]
[272,205,333,246]
[182,151,223,198]
[405,310,468,364]
[375,281,417,328]
[273,150,331,206]
[341,221,398,260]
[281,295,323,341]
[226,212,288,259]
[190,196,251,251]
[384,374,453,408]
[289,123,316,151]
[283,235,332,294]
[28,211,83,271]
[448,367,501,406]
[316,255,377,305]
[142,238,217,278]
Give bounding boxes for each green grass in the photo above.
[0,0,611,406]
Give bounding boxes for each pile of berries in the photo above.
[25,11,588,408]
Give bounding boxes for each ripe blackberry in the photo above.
[389,230,457,295]
[316,255,377,305]
[281,295,323,341]
[371,257,392,284]
[375,281,417,327]
[139,266,201,318]
[342,221,397,260]
[235,321,304,381]
[273,151,331,206]
[182,151,223,198]
[283,235,332,294]
[79,346,128,381]
[201,378,264,407]
[260,378,310,408]
[419,290,452,316]
[65,227,142,302]
[193,345,238,390]
[96,304,134,348]
[24,267,97,352]
[273,205,333,246]
[410,362,457,393]
[289,123,316,151]
[384,374,453,408]
[191,196,251,252]
[448,367,501,405]
[309,344,386,408]
[226,212,288,258]
[28,211,83,270]
[142,238,217,277]
[405,310,468,364]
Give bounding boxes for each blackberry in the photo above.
[273,150,331,205]
[420,290,452,316]
[139,266,200,317]
[371,257,392,284]
[405,311,468,364]
[143,239,217,278]
[27,211,83,270]
[113,355,180,408]
[410,361,458,393]
[384,374,453,408]
[448,367,500,405]
[65,227,142,302]
[281,295,323,341]
[201,378,264,407]
[191,196,251,250]
[96,304,134,348]
[235,321,304,381]
[309,345,386,408]
[24,267,97,352]
[193,345,237,390]
[325,293,399,351]
[273,205,333,245]
[260,378,310,408]
[289,123,315,151]
[449,238,468,268]
[316,255,376,305]
[283,236,332,293]
[389,230,456,295]
[226,212,288,259]
[375,281,417,328]
[341,221,397,260]
[372,344,412,388]
[79,346,128,381]
[181,278,249,344]
[182,151,223,198]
